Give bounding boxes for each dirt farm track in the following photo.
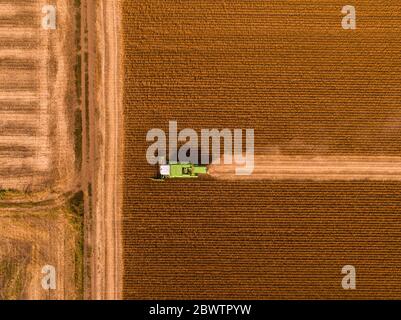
[121,0,401,299]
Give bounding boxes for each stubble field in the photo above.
[0,0,82,299]
[0,0,77,192]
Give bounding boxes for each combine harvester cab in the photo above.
[155,162,208,180]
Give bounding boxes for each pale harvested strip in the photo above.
[0,81,38,92]
[0,28,37,38]
[0,135,48,145]
[209,155,401,181]
[0,92,38,100]
[0,157,47,169]
[0,67,37,78]
[34,46,51,174]
[0,0,37,3]
[0,113,41,123]
[0,9,39,28]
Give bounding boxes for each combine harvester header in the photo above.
[155,162,208,180]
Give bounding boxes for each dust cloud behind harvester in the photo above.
[208,155,401,181]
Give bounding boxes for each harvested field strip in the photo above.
[0,38,39,49]
[0,0,37,3]
[0,114,41,122]
[0,145,35,158]
[0,79,39,92]
[0,58,37,70]
[0,28,38,38]
[0,1,37,4]
[0,72,38,83]
[0,0,54,191]
[0,101,40,114]
[0,92,38,100]
[0,12,38,27]
[209,156,401,181]
[0,49,41,59]
[0,136,48,147]
[0,123,36,137]
[0,166,47,177]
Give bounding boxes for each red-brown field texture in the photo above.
[122,1,401,299]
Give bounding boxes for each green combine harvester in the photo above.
[155,162,208,180]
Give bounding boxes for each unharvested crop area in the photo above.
[122,1,401,298]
